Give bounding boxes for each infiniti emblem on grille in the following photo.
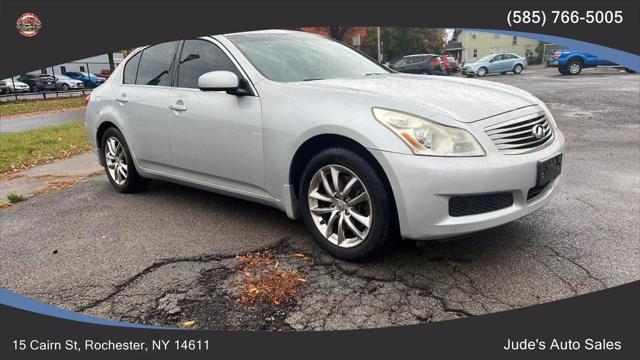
[532,124,545,139]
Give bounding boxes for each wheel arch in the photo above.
[288,134,399,227]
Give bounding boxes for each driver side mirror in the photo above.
[198,71,248,95]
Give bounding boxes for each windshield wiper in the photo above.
[302,78,325,82]
[365,73,387,76]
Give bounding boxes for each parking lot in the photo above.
[1,66,638,330]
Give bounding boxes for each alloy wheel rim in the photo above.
[569,63,580,74]
[478,68,486,76]
[105,136,128,185]
[307,165,372,248]
[515,65,522,73]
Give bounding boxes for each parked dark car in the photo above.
[63,71,106,88]
[17,74,56,92]
[390,54,449,75]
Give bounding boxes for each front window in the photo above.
[227,32,389,82]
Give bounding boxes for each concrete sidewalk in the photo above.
[0,153,103,206]
[0,108,86,133]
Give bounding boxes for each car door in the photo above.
[489,54,505,72]
[165,39,264,195]
[115,41,179,169]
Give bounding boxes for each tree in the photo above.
[363,27,445,63]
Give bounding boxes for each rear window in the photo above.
[123,52,141,84]
[135,41,179,86]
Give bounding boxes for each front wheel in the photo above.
[100,127,150,193]
[568,60,582,75]
[299,148,395,261]
[61,84,69,91]
[513,64,523,74]
[477,67,488,77]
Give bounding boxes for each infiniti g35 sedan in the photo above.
[85,30,565,260]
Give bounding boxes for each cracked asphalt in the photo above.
[1,67,638,330]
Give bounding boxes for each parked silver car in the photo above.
[462,53,528,77]
[0,78,30,93]
[54,75,85,91]
[85,30,565,260]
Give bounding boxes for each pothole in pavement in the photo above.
[82,241,458,330]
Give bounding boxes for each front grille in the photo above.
[485,113,554,155]
[449,192,514,217]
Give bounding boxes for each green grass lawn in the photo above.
[0,97,85,117]
[0,121,91,173]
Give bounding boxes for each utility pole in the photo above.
[377,27,381,62]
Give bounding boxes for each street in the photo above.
[1,67,638,330]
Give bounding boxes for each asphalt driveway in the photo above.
[1,67,638,330]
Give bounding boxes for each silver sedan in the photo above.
[85,30,565,260]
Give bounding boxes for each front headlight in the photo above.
[372,108,485,157]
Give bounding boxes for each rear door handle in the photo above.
[169,103,187,112]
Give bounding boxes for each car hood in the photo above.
[298,74,538,122]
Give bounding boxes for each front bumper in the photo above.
[370,129,566,240]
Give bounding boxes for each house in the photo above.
[446,30,540,63]
[25,52,126,77]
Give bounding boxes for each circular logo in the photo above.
[531,124,545,139]
[16,12,42,38]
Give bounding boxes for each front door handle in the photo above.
[169,103,187,112]
[116,95,128,103]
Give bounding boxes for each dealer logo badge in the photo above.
[531,124,545,139]
[16,12,42,38]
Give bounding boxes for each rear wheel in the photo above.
[477,67,488,77]
[100,127,150,193]
[298,148,395,261]
[558,66,568,75]
[513,64,523,74]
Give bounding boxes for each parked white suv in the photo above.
[85,30,565,260]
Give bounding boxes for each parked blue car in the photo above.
[551,50,634,75]
[461,53,527,77]
[63,71,105,88]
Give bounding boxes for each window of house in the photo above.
[123,52,141,84]
[60,66,66,74]
[79,66,85,72]
[471,32,477,39]
[176,39,239,89]
[512,36,518,45]
[136,41,179,86]
[473,49,478,58]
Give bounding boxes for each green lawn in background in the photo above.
[0,121,91,173]
[0,97,85,117]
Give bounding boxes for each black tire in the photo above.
[62,83,69,91]
[298,147,395,261]
[513,64,524,74]
[100,127,150,193]
[500,72,507,75]
[30,85,38,92]
[477,67,488,77]
[558,66,568,75]
[567,60,582,75]
[624,68,636,74]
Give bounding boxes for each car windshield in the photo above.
[226,32,389,82]
[477,55,495,62]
